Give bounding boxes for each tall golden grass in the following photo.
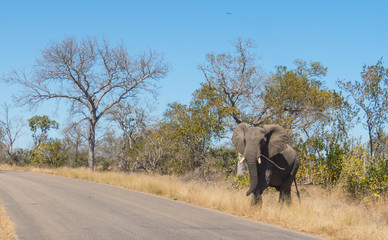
[1,165,387,239]
[0,204,15,240]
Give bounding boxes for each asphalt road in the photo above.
[0,170,325,240]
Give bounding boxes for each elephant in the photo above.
[232,123,300,206]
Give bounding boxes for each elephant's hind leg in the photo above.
[279,155,300,205]
[278,176,293,205]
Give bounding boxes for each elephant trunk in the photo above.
[246,155,259,196]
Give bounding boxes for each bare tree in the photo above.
[198,38,267,125]
[198,38,266,175]
[0,103,24,157]
[109,102,149,150]
[6,37,169,170]
[137,130,165,173]
[338,59,388,157]
[62,121,87,165]
[107,102,151,170]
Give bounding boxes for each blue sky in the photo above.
[1,0,387,148]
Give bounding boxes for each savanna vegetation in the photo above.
[0,37,387,239]
[1,165,387,240]
[0,203,15,240]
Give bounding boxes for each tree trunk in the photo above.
[75,144,79,161]
[368,124,374,158]
[88,121,96,171]
[7,144,13,157]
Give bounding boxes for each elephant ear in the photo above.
[232,123,251,155]
[263,124,290,158]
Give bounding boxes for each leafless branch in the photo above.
[0,103,24,156]
[5,36,169,170]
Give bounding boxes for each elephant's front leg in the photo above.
[251,179,268,206]
[251,191,262,206]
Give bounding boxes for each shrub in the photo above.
[340,145,388,201]
[30,140,67,168]
[227,174,250,190]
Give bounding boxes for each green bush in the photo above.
[340,145,388,201]
[295,132,347,186]
[366,157,388,199]
[1,148,31,166]
[227,174,250,190]
[31,140,67,168]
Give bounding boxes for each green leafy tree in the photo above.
[198,41,344,177]
[28,115,58,147]
[162,83,229,176]
[264,60,341,134]
[264,61,350,185]
[338,59,388,157]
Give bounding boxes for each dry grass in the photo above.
[1,164,388,239]
[0,204,16,240]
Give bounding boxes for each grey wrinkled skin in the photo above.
[232,123,300,206]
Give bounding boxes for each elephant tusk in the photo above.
[258,157,261,164]
[238,157,245,164]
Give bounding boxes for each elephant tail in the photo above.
[294,178,300,202]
